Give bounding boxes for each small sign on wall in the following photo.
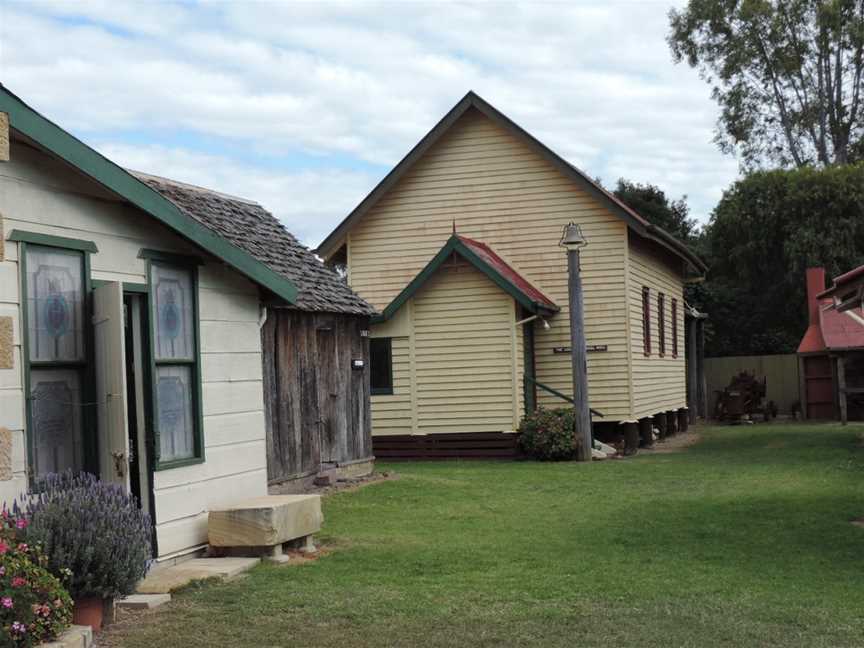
[553,345,608,354]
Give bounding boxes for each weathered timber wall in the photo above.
[262,309,372,483]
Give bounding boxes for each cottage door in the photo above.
[93,281,131,490]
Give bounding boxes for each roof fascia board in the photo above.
[0,86,298,304]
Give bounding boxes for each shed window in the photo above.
[672,298,679,358]
[658,292,666,357]
[370,338,393,395]
[24,245,87,477]
[641,287,651,356]
[149,261,202,466]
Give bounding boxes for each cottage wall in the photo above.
[0,139,267,558]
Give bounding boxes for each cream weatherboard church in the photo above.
[317,92,706,456]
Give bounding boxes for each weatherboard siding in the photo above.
[346,107,633,424]
[0,139,267,559]
[412,261,518,433]
[627,234,687,419]
[370,335,413,435]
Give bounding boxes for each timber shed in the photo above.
[135,173,379,485]
[798,266,864,422]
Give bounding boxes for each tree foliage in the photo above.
[613,179,700,244]
[669,0,864,168]
[696,163,864,356]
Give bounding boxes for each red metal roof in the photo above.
[798,266,864,353]
[456,235,558,310]
[817,264,864,299]
[818,303,864,350]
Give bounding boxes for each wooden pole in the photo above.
[696,319,708,419]
[567,246,593,461]
[838,355,848,425]
[797,355,808,420]
[687,316,698,423]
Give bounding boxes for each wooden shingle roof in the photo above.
[134,172,376,316]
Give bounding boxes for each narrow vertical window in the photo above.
[672,298,679,358]
[658,293,666,357]
[370,338,393,395]
[24,245,87,477]
[150,262,202,466]
[641,287,651,356]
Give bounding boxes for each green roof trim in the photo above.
[0,85,298,305]
[373,235,558,323]
[8,229,98,253]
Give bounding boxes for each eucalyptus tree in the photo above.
[669,0,864,168]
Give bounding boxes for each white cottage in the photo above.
[0,85,373,562]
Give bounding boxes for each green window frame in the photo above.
[370,337,394,396]
[13,231,99,482]
[145,253,205,470]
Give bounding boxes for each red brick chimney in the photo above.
[806,267,826,325]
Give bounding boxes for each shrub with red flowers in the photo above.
[517,407,582,461]
[0,510,72,646]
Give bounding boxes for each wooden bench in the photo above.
[208,495,323,562]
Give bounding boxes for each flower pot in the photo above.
[72,596,104,632]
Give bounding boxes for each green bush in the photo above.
[517,408,580,461]
[0,510,72,646]
[19,472,152,600]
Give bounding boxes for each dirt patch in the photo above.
[851,517,864,528]
[639,430,702,454]
[269,470,398,497]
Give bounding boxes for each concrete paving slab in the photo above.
[116,593,172,610]
[136,557,260,594]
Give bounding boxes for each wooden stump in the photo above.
[623,422,639,456]
[677,408,689,433]
[666,410,678,436]
[654,413,667,440]
[638,418,654,448]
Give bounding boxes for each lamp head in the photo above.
[560,222,587,250]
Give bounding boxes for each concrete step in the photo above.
[136,557,260,594]
[37,625,92,648]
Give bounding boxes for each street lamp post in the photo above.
[560,222,592,462]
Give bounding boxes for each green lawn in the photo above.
[102,423,864,647]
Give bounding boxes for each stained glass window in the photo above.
[30,369,84,476]
[156,365,194,462]
[149,260,201,466]
[25,247,84,362]
[151,265,194,361]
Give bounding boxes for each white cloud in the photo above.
[0,0,740,242]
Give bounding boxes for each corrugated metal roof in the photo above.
[455,235,558,311]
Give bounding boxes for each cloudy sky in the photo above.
[0,0,740,246]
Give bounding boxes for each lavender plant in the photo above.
[17,472,151,600]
